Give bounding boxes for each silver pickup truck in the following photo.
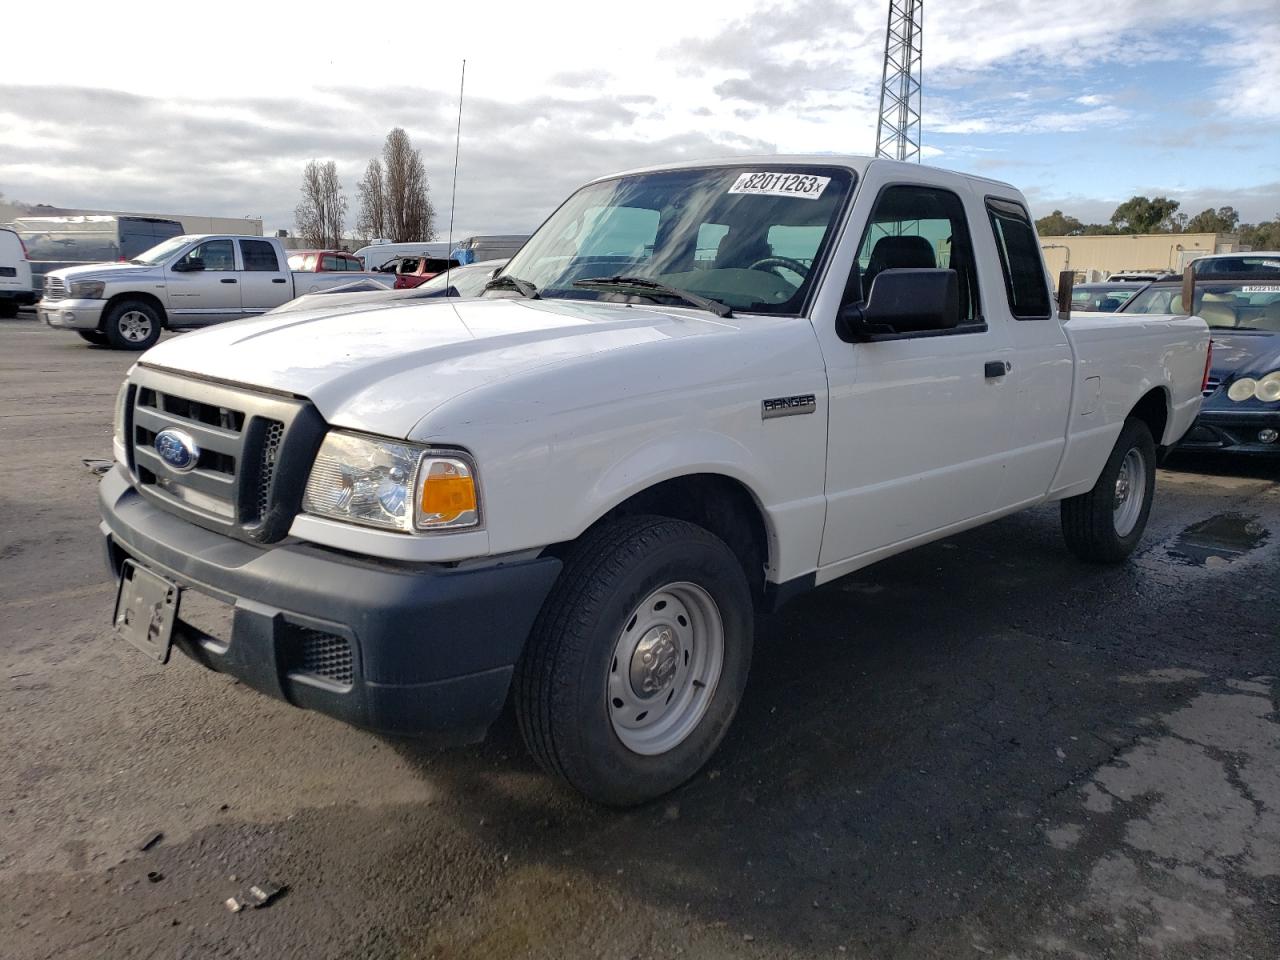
[39,234,392,350]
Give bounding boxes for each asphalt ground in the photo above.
[1,313,1277,960]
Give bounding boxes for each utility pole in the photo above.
[874,0,923,162]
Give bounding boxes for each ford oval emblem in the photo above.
[154,428,200,473]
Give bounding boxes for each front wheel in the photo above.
[1061,418,1157,563]
[515,516,753,806]
[103,299,162,350]
[78,330,109,346]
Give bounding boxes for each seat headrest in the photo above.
[868,235,937,274]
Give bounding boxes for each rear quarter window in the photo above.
[986,198,1052,319]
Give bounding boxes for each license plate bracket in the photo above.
[114,561,180,663]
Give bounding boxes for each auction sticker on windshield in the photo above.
[729,172,830,199]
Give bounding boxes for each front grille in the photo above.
[283,626,354,688]
[1203,377,1221,398]
[43,277,66,301]
[127,367,325,543]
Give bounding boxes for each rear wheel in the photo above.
[0,300,18,319]
[103,300,162,350]
[1061,418,1157,563]
[77,330,109,346]
[515,516,753,806]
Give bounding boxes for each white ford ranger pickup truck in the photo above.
[40,234,390,350]
[99,157,1209,804]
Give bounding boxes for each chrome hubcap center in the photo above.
[1114,467,1130,506]
[630,626,679,697]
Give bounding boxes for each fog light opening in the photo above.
[1258,428,1278,444]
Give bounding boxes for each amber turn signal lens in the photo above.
[417,458,478,527]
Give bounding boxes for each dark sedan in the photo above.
[1121,277,1280,454]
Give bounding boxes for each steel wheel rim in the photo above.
[607,581,724,756]
[1113,447,1146,537]
[118,311,153,343]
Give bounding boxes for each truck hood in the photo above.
[139,296,759,438]
[49,262,162,283]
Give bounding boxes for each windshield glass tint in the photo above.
[132,236,193,265]
[1124,280,1280,330]
[1071,285,1139,312]
[496,165,855,314]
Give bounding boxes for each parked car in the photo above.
[99,157,1208,804]
[39,234,392,350]
[354,241,452,273]
[0,227,36,318]
[1069,281,1146,313]
[270,260,508,315]
[1120,263,1280,454]
[393,256,462,289]
[1190,253,1280,277]
[12,215,184,298]
[287,250,367,272]
[1107,271,1164,282]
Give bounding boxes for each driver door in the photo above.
[816,172,1016,570]
[165,238,242,326]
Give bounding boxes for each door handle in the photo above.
[220,278,237,284]
[271,278,287,284]
[984,360,1011,378]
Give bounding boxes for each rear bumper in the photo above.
[99,466,562,741]
[39,298,106,330]
[0,289,37,306]
[1177,408,1280,455]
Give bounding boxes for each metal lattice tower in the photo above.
[874,0,923,162]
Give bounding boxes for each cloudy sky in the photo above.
[3,0,1279,238]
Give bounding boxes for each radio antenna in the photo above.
[445,59,466,292]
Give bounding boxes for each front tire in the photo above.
[77,330,109,346]
[1061,418,1157,563]
[515,516,753,806]
[103,299,162,350]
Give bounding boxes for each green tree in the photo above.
[1239,216,1280,250]
[1184,206,1240,234]
[1035,210,1085,236]
[1110,196,1181,234]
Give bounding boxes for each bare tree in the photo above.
[294,160,347,248]
[356,158,387,242]
[380,128,436,242]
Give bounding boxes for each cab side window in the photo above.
[986,199,1051,319]
[179,239,235,272]
[241,239,280,272]
[849,185,981,326]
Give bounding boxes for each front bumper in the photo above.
[39,298,106,330]
[1177,408,1280,455]
[99,466,562,741]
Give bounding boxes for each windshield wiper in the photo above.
[571,275,733,318]
[483,273,540,299]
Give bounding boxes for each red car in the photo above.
[393,256,461,289]
[287,250,366,272]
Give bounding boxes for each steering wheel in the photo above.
[748,256,810,280]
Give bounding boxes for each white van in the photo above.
[0,228,35,318]
[354,241,452,273]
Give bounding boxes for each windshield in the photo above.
[1193,255,1280,277]
[131,236,193,265]
[414,261,504,298]
[494,165,855,314]
[1123,280,1280,330]
[1071,284,1142,312]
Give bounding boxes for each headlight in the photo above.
[1256,371,1280,403]
[69,280,106,299]
[302,431,480,533]
[1227,378,1257,402]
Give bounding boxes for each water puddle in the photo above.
[1168,513,1270,567]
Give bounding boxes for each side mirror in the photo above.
[838,268,960,341]
[172,257,204,273]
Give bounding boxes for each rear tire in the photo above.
[78,330,109,346]
[0,300,18,319]
[1061,418,1156,563]
[103,299,162,350]
[515,515,753,806]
